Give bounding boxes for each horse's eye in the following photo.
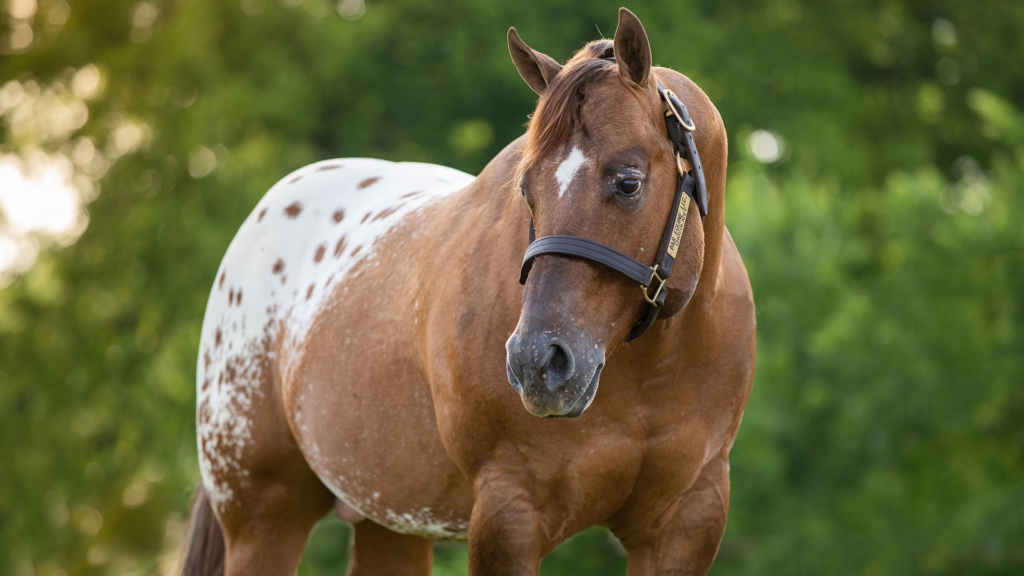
[619,178,642,195]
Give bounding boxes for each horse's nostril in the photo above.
[540,342,574,388]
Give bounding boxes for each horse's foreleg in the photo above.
[619,453,731,576]
[467,467,543,576]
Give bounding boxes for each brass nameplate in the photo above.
[667,193,691,258]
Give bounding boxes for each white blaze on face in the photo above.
[555,146,587,198]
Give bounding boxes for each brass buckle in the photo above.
[642,265,665,306]
[662,88,696,132]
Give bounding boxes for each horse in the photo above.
[181,8,755,575]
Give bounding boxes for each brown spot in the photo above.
[281,275,287,285]
[203,352,211,368]
[290,175,303,184]
[306,284,315,300]
[372,204,404,221]
[201,378,211,392]
[399,190,423,199]
[360,212,371,224]
[219,271,226,289]
[334,236,348,257]
[257,207,268,222]
[215,328,222,347]
[351,245,362,257]
[224,363,237,386]
[272,259,285,274]
[236,288,242,304]
[317,164,342,171]
[314,244,326,263]
[284,202,303,218]
[358,177,380,189]
[332,209,345,223]
[228,288,235,305]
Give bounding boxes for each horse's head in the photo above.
[504,8,711,418]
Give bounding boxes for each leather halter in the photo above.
[518,77,709,342]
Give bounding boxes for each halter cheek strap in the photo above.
[519,79,708,342]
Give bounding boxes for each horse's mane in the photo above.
[514,40,617,189]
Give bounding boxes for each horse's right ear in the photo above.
[508,27,562,96]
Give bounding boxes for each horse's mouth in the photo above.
[545,363,603,419]
[507,360,603,419]
[506,351,605,419]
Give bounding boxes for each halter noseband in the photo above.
[518,78,709,342]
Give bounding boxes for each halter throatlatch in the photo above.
[519,78,709,342]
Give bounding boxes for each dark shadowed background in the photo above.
[1,0,1022,574]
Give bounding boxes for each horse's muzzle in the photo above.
[505,332,605,418]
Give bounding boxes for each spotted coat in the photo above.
[196,159,473,524]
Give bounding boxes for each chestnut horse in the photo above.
[181,8,754,575]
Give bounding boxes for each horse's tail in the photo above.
[180,483,226,576]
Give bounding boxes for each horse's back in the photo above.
[195,158,473,512]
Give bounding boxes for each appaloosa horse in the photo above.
[182,8,755,575]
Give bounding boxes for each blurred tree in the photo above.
[0,0,1021,574]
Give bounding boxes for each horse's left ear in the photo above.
[613,8,652,87]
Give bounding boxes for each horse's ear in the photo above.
[508,27,562,96]
[613,8,652,87]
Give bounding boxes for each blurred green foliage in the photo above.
[1,0,1022,574]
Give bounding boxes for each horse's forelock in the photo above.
[513,40,618,191]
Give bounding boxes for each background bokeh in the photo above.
[1,0,1022,574]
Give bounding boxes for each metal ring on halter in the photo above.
[674,151,690,178]
[662,88,696,132]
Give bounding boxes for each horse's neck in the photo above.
[689,111,729,310]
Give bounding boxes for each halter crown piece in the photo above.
[518,75,709,342]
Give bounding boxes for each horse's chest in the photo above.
[549,417,711,522]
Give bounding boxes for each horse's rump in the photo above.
[195,158,473,515]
